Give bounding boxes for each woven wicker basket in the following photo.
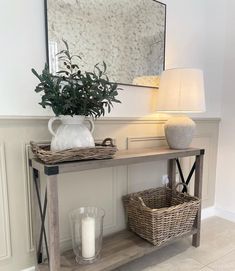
[30,138,117,164]
[123,185,200,246]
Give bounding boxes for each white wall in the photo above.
[215,1,235,213]
[0,0,47,116]
[0,0,225,118]
[0,1,228,271]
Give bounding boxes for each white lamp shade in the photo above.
[157,68,206,113]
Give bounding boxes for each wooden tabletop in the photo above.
[31,147,204,176]
[32,147,204,175]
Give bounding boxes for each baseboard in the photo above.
[201,205,235,223]
[201,206,217,220]
[215,207,235,222]
[21,268,35,271]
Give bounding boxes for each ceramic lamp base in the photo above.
[164,116,196,149]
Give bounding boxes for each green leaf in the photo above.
[31,68,42,81]
[71,55,82,60]
[103,61,107,73]
[57,70,69,74]
[62,39,69,51]
[56,50,67,56]
[31,40,121,118]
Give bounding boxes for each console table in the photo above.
[30,147,204,271]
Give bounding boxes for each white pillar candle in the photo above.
[81,216,95,258]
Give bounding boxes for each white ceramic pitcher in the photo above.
[48,115,95,151]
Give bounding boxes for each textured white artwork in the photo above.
[47,0,166,86]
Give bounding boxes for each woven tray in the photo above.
[30,138,117,164]
[123,184,200,246]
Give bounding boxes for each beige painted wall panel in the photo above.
[0,143,11,261]
[57,167,126,252]
[0,117,219,271]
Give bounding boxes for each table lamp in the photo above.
[157,68,206,149]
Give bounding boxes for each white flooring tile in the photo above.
[117,217,235,271]
[184,217,235,265]
[208,250,235,270]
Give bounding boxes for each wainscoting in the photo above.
[0,117,220,271]
[0,142,11,261]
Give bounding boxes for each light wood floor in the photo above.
[117,217,235,271]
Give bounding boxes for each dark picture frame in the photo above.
[44,0,166,89]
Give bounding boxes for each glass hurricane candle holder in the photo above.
[69,207,105,264]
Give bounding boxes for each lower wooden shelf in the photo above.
[38,228,197,271]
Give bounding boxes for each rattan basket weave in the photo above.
[30,138,117,164]
[123,186,200,246]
